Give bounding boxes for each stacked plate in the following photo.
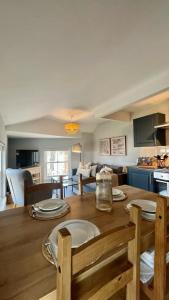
[31,199,69,219]
[126,199,156,221]
[43,219,100,265]
[112,188,126,201]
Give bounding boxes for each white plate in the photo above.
[142,212,156,221]
[33,203,69,218]
[126,199,156,214]
[34,199,65,212]
[112,189,123,197]
[112,193,126,201]
[49,219,100,258]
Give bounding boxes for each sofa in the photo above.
[72,163,127,193]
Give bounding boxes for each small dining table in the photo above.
[0,185,159,300]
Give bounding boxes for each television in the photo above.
[16,150,39,168]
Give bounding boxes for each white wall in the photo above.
[0,114,7,145]
[93,120,138,166]
[8,133,93,181]
[93,101,169,166]
[0,114,7,210]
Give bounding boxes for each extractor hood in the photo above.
[154,122,169,129]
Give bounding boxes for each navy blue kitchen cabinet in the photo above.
[127,166,155,192]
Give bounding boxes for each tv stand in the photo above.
[24,166,41,184]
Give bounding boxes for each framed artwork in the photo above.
[110,136,126,156]
[99,138,111,155]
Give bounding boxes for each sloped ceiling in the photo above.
[0,0,169,136]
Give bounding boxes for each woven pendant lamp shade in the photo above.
[64,122,80,134]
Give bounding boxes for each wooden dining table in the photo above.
[0,185,160,300]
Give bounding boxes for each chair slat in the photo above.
[87,267,133,300]
[26,182,62,192]
[140,282,154,299]
[141,231,154,253]
[72,254,132,300]
[81,176,96,185]
[72,223,135,275]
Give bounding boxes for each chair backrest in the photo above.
[24,178,63,205]
[79,173,119,196]
[154,196,169,299]
[141,196,169,300]
[79,174,96,195]
[56,205,141,300]
[6,168,25,205]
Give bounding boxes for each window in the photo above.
[45,151,69,178]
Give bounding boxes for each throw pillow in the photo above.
[80,167,91,177]
[91,165,97,177]
[76,161,92,176]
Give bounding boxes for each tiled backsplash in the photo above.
[138,146,169,167]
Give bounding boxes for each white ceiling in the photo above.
[123,90,169,113]
[1,0,169,133]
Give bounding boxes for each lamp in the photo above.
[72,143,82,162]
[64,122,80,135]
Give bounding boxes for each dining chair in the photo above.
[141,196,169,300]
[79,173,119,196]
[24,173,63,205]
[79,174,96,196]
[56,204,141,300]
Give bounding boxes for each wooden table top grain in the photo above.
[0,185,159,300]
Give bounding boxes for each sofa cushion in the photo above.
[91,165,97,177]
[76,162,92,177]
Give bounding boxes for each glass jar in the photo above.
[96,173,112,212]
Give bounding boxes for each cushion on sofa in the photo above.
[91,165,97,177]
[76,161,92,176]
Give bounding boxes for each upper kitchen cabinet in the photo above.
[133,113,166,147]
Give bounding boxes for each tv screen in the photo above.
[16,150,39,168]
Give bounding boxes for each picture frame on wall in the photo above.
[99,138,111,156]
[110,136,126,156]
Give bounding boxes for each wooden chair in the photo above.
[24,176,63,205]
[79,173,119,196]
[79,174,96,196]
[56,205,141,300]
[141,196,169,300]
